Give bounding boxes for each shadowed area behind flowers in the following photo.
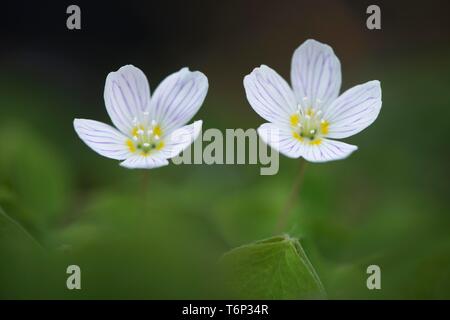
[0,45,449,299]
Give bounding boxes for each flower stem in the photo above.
[142,170,150,198]
[275,158,307,234]
[0,204,45,250]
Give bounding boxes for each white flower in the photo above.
[244,39,382,162]
[74,65,208,169]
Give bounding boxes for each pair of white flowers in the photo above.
[74,39,382,168]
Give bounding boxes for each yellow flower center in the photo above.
[290,107,329,145]
[126,119,164,156]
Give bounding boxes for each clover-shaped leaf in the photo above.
[221,234,326,299]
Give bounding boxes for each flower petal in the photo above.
[74,119,132,160]
[104,65,151,135]
[301,139,358,163]
[257,123,302,158]
[150,68,208,135]
[325,80,382,139]
[120,155,169,169]
[158,120,202,159]
[291,39,341,109]
[244,65,297,127]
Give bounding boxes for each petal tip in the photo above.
[193,119,203,126]
[73,118,86,129]
[301,38,334,51]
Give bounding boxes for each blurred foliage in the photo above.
[0,49,449,299]
[0,122,71,239]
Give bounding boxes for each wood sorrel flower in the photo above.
[74,65,208,169]
[244,39,382,162]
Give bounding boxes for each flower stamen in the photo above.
[127,119,164,156]
[290,106,329,145]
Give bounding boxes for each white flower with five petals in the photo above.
[74,65,208,169]
[244,39,382,162]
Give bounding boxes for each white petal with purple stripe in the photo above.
[325,80,382,139]
[150,68,208,135]
[300,139,358,163]
[104,65,151,135]
[120,155,169,169]
[291,39,341,110]
[74,119,132,160]
[244,65,297,127]
[158,120,202,159]
[257,123,302,158]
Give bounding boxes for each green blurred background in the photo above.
[0,0,449,299]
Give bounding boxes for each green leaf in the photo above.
[0,205,44,252]
[221,234,326,299]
